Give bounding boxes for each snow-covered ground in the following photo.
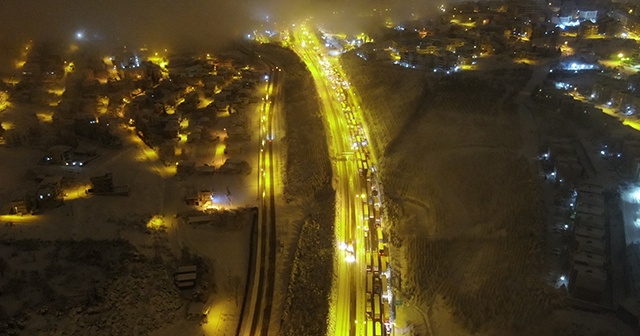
[253,44,336,336]
[0,48,265,335]
[340,53,635,335]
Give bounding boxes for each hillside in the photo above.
[340,54,570,334]
[255,44,335,336]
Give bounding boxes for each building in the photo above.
[573,251,607,268]
[617,297,640,331]
[578,183,603,195]
[575,225,605,241]
[555,155,584,182]
[570,264,607,301]
[36,175,63,209]
[175,265,197,289]
[579,20,599,37]
[549,139,576,158]
[624,140,640,177]
[575,212,605,230]
[10,197,31,215]
[575,236,606,255]
[576,202,605,217]
[184,190,213,207]
[576,191,605,207]
[90,173,114,193]
[46,145,72,165]
[177,161,196,175]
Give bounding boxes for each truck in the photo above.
[367,272,373,294]
[366,299,372,318]
[375,321,383,336]
[374,295,381,320]
[380,257,388,274]
[383,301,390,323]
[363,203,370,223]
[378,242,386,256]
[366,251,372,272]
[372,254,379,273]
[381,275,388,298]
[86,185,130,196]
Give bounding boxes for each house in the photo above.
[184,190,213,207]
[579,20,599,37]
[218,159,251,175]
[90,173,114,193]
[46,145,72,165]
[177,161,196,175]
[187,302,209,319]
[195,165,215,175]
[224,142,243,155]
[36,175,63,209]
[10,197,31,215]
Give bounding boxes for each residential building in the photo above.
[570,263,607,301]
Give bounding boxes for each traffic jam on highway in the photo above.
[316,48,393,335]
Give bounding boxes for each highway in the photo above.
[238,45,280,336]
[290,24,393,336]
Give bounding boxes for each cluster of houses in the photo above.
[353,0,640,72]
[123,52,260,165]
[19,44,65,84]
[542,139,588,183]
[541,139,616,304]
[569,183,609,302]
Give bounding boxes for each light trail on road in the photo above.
[237,43,280,336]
[290,23,393,336]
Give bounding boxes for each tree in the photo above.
[0,257,8,277]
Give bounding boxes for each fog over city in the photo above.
[0,0,437,47]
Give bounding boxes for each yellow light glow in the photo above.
[47,88,65,96]
[147,55,168,69]
[146,215,166,230]
[0,214,36,224]
[65,62,75,74]
[198,97,213,109]
[64,184,91,201]
[36,111,53,123]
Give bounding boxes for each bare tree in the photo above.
[0,257,8,277]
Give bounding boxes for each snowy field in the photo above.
[341,53,634,335]
[0,49,262,335]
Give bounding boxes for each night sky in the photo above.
[0,0,259,49]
